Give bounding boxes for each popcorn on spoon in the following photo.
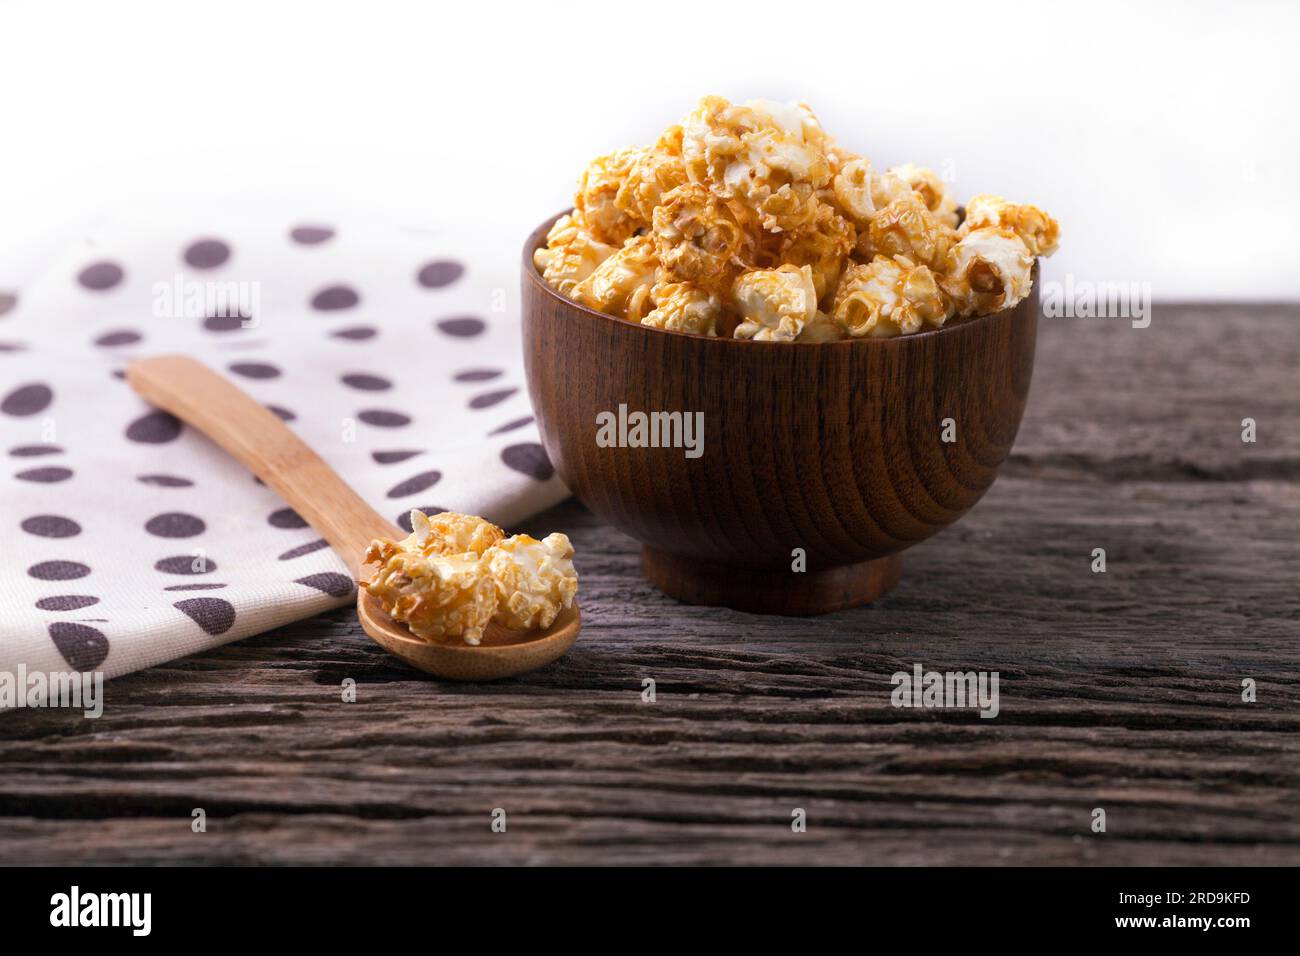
[363,510,579,646]
[125,355,582,681]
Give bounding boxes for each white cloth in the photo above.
[0,218,566,681]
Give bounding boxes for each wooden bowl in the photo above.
[522,213,1039,615]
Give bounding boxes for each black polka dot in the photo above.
[371,449,423,464]
[436,316,485,337]
[489,415,535,435]
[2,383,53,416]
[145,512,206,538]
[331,326,377,341]
[311,285,360,310]
[0,341,27,352]
[16,466,73,483]
[0,292,16,316]
[266,404,296,421]
[111,369,126,380]
[36,595,99,611]
[387,469,442,499]
[294,572,355,598]
[21,515,81,538]
[29,560,91,581]
[78,261,124,291]
[154,555,217,575]
[163,583,227,591]
[49,621,109,671]
[137,473,193,487]
[454,368,503,382]
[184,238,231,269]
[173,597,236,635]
[9,444,62,457]
[397,507,446,533]
[290,225,335,245]
[341,373,391,391]
[278,539,329,560]
[94,329,142,347]
[228,361,280,380]
[358,409,410,428]
[417,260,465,288]
[126,410,183,443]
[469,388,518,409]
[501,442,555,481]
[268,507,308,529]
[203,312,250,332]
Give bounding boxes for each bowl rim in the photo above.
[523,210,1038,348]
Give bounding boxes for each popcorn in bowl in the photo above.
[363,510,579,645]
[731,263,819,341]
[832,255,951,338]
[534,95,1060,339]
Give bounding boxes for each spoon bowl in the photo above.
[359,592,580,680]
[127,355,581,681]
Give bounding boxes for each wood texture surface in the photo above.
[2,303,1297,866]
[523,217,1039,613]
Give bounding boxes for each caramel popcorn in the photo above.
[615,134,689,226]
[410,509,504,557]
[532,213,616,296]
[642,280,724,336]
[483,533,579,631]
[770,201,856,305]
[683,97,832,236]
[941,227,1035,316]
[866,193,956,271]
[572,234,658,323]
[961,194,1060,257]
[832,158,877,222]
[653,183,751,290]
[536,95,1059,339]
[732,264,819,341]
[363,538,498,645]
[869,169,916,210]
[796,313,845,342]
[363,510,580,645]
[890,164,961,230]
[576,148,643,246]
[831,255,953,338]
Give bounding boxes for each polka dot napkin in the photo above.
[0,218,567,682]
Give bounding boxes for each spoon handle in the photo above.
[126,355,399,578]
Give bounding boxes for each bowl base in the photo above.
[640,547,903,616]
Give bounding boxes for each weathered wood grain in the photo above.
[0,303,1297,866]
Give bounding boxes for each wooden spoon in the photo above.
[126,355,580,681]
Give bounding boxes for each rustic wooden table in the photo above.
[2,304,1297,866]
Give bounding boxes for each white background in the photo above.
[1,0,1296,298]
